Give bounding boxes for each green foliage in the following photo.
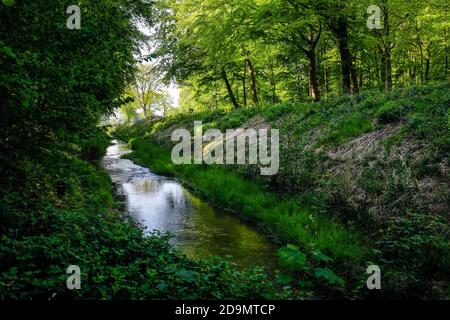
[116,82,449,298]
[78,127,111,161]
[0,0,152,158]
[0,137,279,299]
[152,0,448,110]
[278,244,308,272]
[373,212,450,297]
[320,113,373,146]
[1,0,448,300]
[0,0,282,300]
[376,100,413,124]
[277,244,345,288]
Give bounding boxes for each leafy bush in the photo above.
[376,100,413,124]
[374,212,450,297]
[277,244,344,289]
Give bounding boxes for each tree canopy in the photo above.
[151,0,448,111]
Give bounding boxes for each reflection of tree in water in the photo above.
[166,190,176,209]
[177,191,276,268]
[132,179,162,193]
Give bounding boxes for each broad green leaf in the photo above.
[312,249,333,263]
[278,244,310,271]
[314,268,345,287]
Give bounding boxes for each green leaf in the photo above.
[276,273,294,286]
[277,244,310,271]
[1,0,15,7]
[314,268,345,287]
[312,249,333,263]
[175,269,197,283]
[1,45,16,58]
[298,279,313,288]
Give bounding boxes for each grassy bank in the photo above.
[116,83,450,298]
[0,131,279,299]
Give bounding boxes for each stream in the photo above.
[101,140,278,269]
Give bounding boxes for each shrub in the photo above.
[376,100,413,124]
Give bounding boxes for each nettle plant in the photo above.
[276,244,345,289]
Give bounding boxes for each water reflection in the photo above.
[102,140,277,268]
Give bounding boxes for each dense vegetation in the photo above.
[0,134,277,299]
[116,82,449,298]
[1,0,448,300]
[0,0,279,299]
[147,0,449,115]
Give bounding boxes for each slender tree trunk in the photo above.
[385,49,393,90]
[243,61,247,107]
[270,62,277,103]
[296,60,303,101]
[306,51,320,101]
[359,69,364,90]
[221,67,240,109]
[416,22,425,83]
[374,51,380,87]
[425,44,431,82]
[379,47,386,89]
[351,62,359,93]
[445,46,448,78]
[245,58,258,104]
[419,44,424,83]
[382,1,393,91]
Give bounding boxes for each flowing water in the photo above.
[102,140,277,269]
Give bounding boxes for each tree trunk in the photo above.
[383,2,393,91]
[332,19,353,95]
[243,61,247,107]
[445,46,448,78]
[296,60,303,101]
[306,51,320,101]
[245,58,258,104]
[270,62,277,103]
[425,44,431,82]
[378,47,386,89]
[385,49,393,90]
[221,67,240,109]
[359,69,364,90]
[351,62,359,93]
[416,22,425,83]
